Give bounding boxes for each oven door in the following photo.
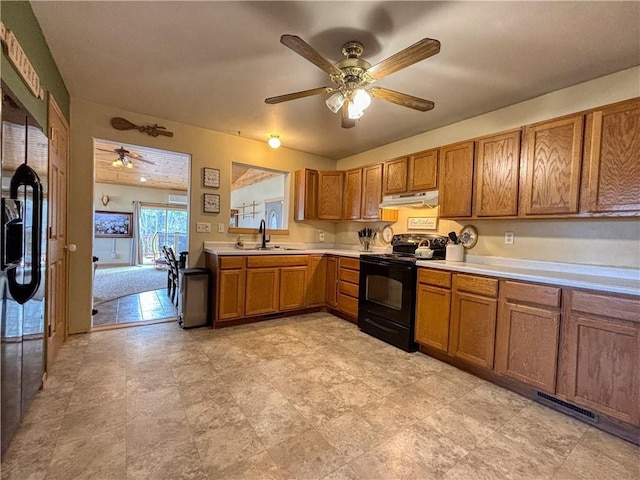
[358,257,416,327]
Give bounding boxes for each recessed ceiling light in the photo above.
[139,177,147,182]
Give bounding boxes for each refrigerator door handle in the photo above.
[7,164,43,305]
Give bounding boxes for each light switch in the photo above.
[217,223,225,233]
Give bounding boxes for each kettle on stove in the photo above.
[415,239,434,259]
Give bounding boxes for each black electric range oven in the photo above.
[358,234,448,351]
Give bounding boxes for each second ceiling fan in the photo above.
[265,34,440,128]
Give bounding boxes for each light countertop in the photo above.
[203,242,639,296]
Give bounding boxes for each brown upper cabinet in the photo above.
[361,163,384,219]
[520,114,584,215]
[382,149,438,196]
[583,97,640,213]
[318,171,344,220]
[294,168,318,221]
[383,157,408,195]
[438,141,475,217]
[343,168,363,220]
[473,130,521,217]
[408,149,438,192]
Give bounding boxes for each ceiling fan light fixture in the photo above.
[352,89,371,111]
[347,101,364,120]
[112,158,123,168]
[268,134,281,149]
[325,91,346,113]
[125,161,134,169]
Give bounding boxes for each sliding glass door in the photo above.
[139,205,187,264]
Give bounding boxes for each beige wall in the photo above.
[335,67,640,268]
[69,100,336,333]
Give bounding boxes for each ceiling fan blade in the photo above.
[280,35,342,76]
[97,147,118,154]
[341,103,355,129]
[367,38,440,81]
[369,87,435,112]
[265,87,332,104]
[133,157,156,165]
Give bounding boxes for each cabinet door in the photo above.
[294,169,318,220]
[521,115,584,215]
[218,269,245,320]
[495,302,560,393]
[245,268,279,316]
[474,130,521,217]
[325,257,338,307]
[450,291,497,369]
[280,266,307,311]
[408,149,437,192]
[343,168,363,220]
[361,163,383,220]
[584,98,640,212]
[558,290,640,425]
[439,141,475,217]
[383,157,408,195]
[306,255,327,307]
[318,171,344,220]
[415,284,451,352]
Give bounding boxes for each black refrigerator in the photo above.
[0,85,48,457]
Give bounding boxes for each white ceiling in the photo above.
[31,1,640,160]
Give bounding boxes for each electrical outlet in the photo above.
[504,231,515,245]
[318,230,325,242]
[196,222,211,233]
[217,223,225,233]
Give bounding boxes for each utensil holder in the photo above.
[446,244,464,262]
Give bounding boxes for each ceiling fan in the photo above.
[265,34,440,128]
[97,146,155,169]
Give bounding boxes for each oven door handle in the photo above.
[360,259,414,270]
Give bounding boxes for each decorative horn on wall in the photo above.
[110,117,174,137]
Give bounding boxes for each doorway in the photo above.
[91,139,190,328]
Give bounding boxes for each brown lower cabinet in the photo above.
[306,255,327,307]
[245,267,279,316]
[415,268,452,352]
[495,280,562,393]
[336,257,359,320]
[449,274,498,369]
[557,289,640,426]
[325,256,338,308]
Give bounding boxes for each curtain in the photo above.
[130,201,143,265]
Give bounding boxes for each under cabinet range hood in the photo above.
[379,191,439,209]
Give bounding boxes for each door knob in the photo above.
[65,244,77,252]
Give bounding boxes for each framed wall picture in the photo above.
[407,217,438,230]
[94,211,133,238]
[203,193,220,213]
[203,167,220,188]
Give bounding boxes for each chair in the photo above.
[164,246,180,306]
[152,233,168,269]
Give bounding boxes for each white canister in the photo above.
[446,244,465,262]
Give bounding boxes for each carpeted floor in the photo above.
[93,265,168,305]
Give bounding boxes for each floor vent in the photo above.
[535,391,598,423]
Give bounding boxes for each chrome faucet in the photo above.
[258,219,269,249]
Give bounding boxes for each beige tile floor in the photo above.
[2,313,638,480]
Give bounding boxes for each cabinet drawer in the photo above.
[219,256,245,269]
[455,274,498,297]
[418,269,451,288]
[338,280,359,298]
[569,290,640,324]
[501,280,561,308]
[337,293,359,317]
[339,257,360,271]
[246,255,309,268]
[339,269,360,285]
